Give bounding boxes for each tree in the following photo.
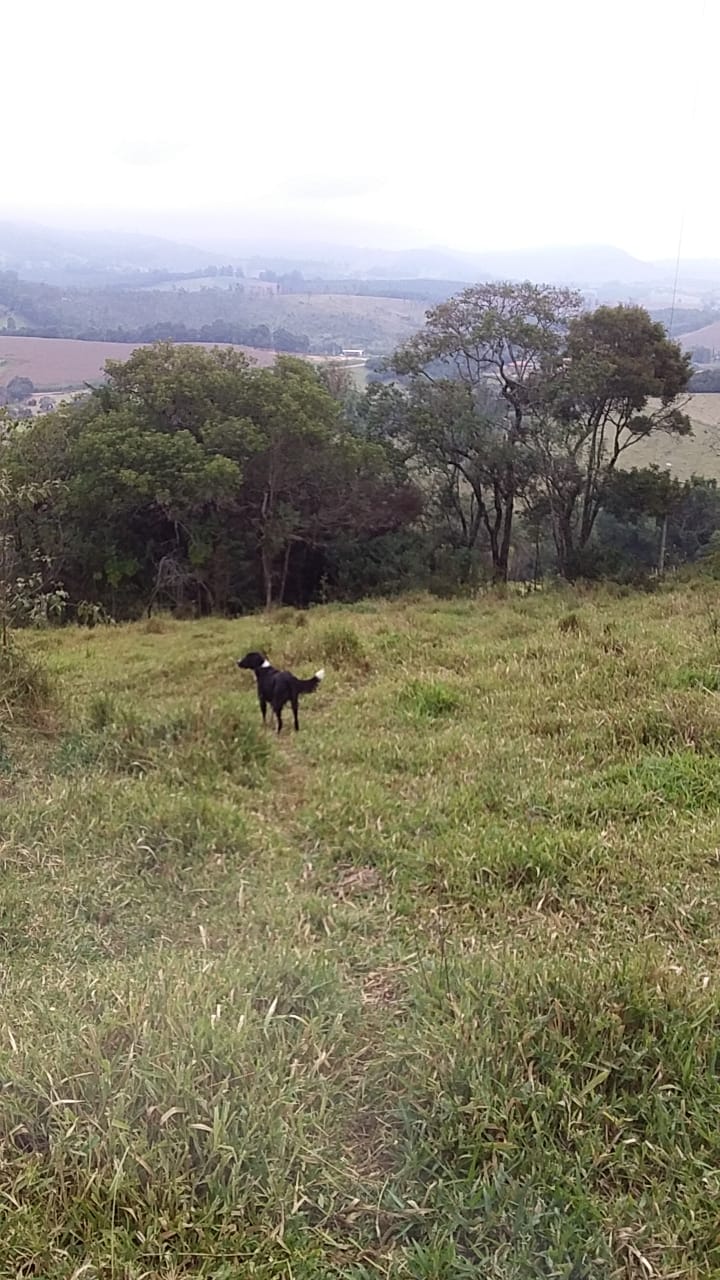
[272,327,310,353]
[5,344,422,615]
[393,281,583,582]
[204,356,420,608]
[6,376,34,403]
[688,368,720,392]
[373,376,515,572]
[603,470,720,573]
[0,466,64,643]
[531,306,692,577]
[103,341,253,438]
[602,466,688,574]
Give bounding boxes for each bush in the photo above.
[0,641,54,721]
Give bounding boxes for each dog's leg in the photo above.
[259,696,267,726]
[275,705,283,734]
[291,694,299,732]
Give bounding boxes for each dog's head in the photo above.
[237,651,269,671]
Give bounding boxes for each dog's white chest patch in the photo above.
[261,659,271,668]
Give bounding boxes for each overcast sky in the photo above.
[4,0,717,258]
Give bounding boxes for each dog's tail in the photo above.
[296,668,325,695]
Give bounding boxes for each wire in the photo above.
[668,212,686,337]
[668,0,708,334]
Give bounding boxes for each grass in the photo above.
[632,392,720,480]
[3,586,720,1275]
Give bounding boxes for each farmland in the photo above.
[4,586,720,1276]
[678,320,720,352]
[110,289,428,352]
[0,335,278,390]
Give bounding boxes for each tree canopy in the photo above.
[4,344,421,615]
[0,289,711,616]
[392,282,583,581]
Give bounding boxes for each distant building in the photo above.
[342,348,365,359]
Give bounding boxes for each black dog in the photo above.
[237,651,325,733]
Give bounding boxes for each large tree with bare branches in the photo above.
[392,281,583,581]
[528,305,692,577]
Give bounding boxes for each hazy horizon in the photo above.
[2,206,717,267]
[4,0,718,263]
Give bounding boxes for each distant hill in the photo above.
[224,241,657,286]
[475,244,658,286]
[0,220,234,285]
[5,217,720,297]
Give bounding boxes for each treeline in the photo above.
[272,276,465,303]
[688,367,720,392]
[0,274,311,352]
[1,285,718,622]
[113,265,247,288]
[0,345,421,619]
[0,272,394,355]
[649,306,720,338]
[76,321,310,353]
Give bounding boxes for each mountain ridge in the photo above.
[1,217,720,291]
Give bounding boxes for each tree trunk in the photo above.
[658,513,668,576]
[260,542,273,610]
[532,529,541,586]
[497,491,514,583]
[279,541,292,605]
[553,512,576,580]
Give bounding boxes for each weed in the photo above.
[86,690,119,729]
[144,614,167,634]
[270,606,296,624]
[612,693,720,754]
[399,677,460,719]
[673,664,720,692]
[317,621,368,667]
[0,639,54,721]
[558,611,582,634]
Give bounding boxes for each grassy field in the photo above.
[4,587,720,1276]
[631,393,720,480]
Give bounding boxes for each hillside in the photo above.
[3,587,720,1276]
[678,319,720,351]
[0,272,427,356]
[630,393,720,478]
[0,219,234,285]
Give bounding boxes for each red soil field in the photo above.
[0,336,278,390]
